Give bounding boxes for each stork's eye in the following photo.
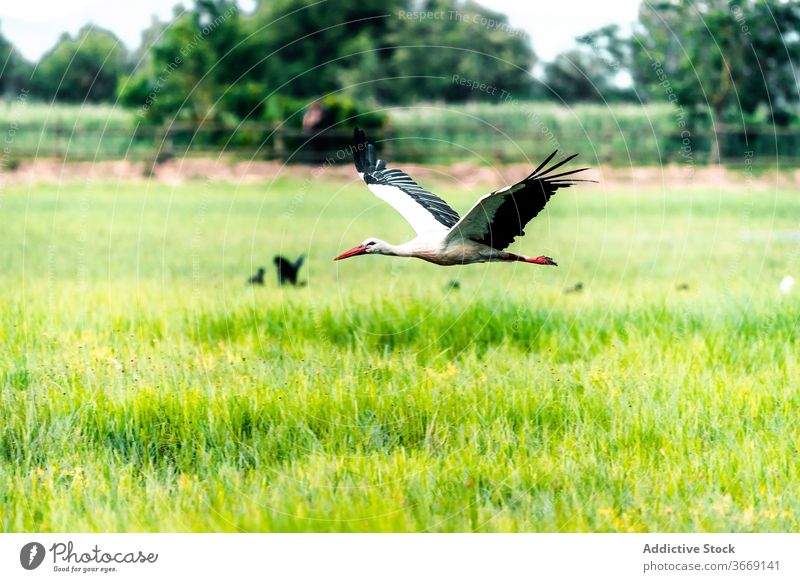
[366,241,376,247]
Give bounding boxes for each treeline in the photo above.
[1,0,799,138]
[0,0,536,127]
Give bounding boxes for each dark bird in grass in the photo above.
[274,255,305,286]
[676,283,690,291]
[248,267,265,286]
[334,128,595,266]
[447,280,461,290]
[564,282,583,294]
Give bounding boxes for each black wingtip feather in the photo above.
[527,150,559,179]
[353,127,368,173]
[367,143,378,168]
[542,167,592,180]
[533,153,580,179]
[353,127,379,173]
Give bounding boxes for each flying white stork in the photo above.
[334,128,594,266]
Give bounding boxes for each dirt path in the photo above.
[1,157,795,190]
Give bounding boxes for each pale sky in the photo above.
[1,0,641,63]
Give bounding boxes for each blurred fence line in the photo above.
[0,122,794,169]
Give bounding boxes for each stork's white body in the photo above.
[371,237,516,266]
[334,129,594,267]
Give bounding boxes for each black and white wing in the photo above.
[353,128,460,236]
[445,151,594,250]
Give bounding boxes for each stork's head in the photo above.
[334,238,387,260]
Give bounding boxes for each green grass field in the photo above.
[1,171,799,532]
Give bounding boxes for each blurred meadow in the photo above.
[1,173,799,532]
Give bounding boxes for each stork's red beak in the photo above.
[334,244,367,261]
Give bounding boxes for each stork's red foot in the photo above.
[521,255,558,266]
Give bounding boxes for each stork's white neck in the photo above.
[386,236,444,259]
[381,240,414,257]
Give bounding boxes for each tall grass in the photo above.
[387,102,688,165]
[0,100,782,164]
[388,102,788,165]
[0,101,145,163]
[0,101,134,130]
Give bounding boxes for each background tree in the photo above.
[241,0,402,105]
[0,25,33,97]
[119,0,537,125]
[631,0,800,160]
[119,0,244,123]
[34,25,128,102]
[543,26,634,103]
[377,0,535,103]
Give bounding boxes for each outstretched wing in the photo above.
[445,151,594,250]
[353,128,460,236]
[293,255,305,272]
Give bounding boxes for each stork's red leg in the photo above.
[518,255,558,266]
